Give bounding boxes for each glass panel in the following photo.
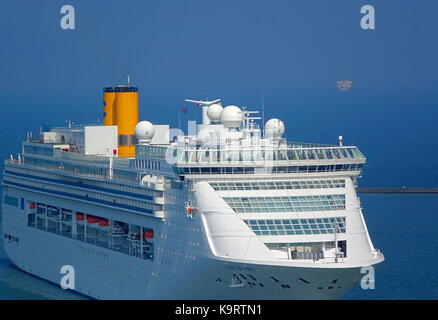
[224,195,346,213]
[244,217,346,236]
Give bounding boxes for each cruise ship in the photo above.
[1,85,384,299]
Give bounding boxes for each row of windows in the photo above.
[4,195,18,207]
[134,159,162,171]
[24,157,60,169]
[113,169,138,180]
[136,145,167,159]
[244,217,346,235]
[5,175,162,213]
[174,146,363,163]
[176,164,363,175]
[169,179,184,190]
[28,202,154,260]
[64,162,109,177]
[23,156,139,183]
[83,178,158,198]
[4,233,20,244]
[265,241,347,259]
[10,167,158,199]
[223,195,346,213]
[24,145,54,157]
[23,156,109,177]
[209,179,345,191]
[266,241,336,251]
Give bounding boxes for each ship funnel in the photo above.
[103,85,139,157]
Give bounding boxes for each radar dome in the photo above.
[264,118,285,138]
[207,103,223,122]
[220,105,243,128]
[135,121,155,142]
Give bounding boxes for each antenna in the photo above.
[185,98,222,125]
[243,110,261,131]
[185,99,221,106]
[65,118,74,128]
[127,73,131,86]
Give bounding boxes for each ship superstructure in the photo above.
[1,86,384,299]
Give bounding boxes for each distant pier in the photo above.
[357,188,438,194]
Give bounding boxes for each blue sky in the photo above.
[0,0,437,186]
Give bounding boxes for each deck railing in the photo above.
[170,145,365,165]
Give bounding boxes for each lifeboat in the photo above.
[76,213,85,221]
[143,230,154,239]
[87,216,101,224]
[99,219,109,227]
[29,202,36,209]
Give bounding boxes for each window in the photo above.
[224,195,345,213]
[245,217,346,235]
[27,202,154,261]
[24,144,54,156]
[210,179,346,191]
[176,165,363,175]
[4,195,18,207]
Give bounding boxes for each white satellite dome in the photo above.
[207,103,223,122]
[220,105,243,128]
[135,121,155,142]
[265,118,285,138]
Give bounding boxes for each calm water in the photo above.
[1,193,437,299]
[344,194,438,299]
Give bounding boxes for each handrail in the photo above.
[171,145,365,165]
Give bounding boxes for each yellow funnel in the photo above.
[103,86,139,157]
[103,88,116,126]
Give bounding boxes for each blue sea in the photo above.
[1,193,437,300]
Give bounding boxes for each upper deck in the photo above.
[6,97,366,181]
[168,142,365,166]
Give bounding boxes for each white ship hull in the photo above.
[2,227,364,299]
[2,200,381,300]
